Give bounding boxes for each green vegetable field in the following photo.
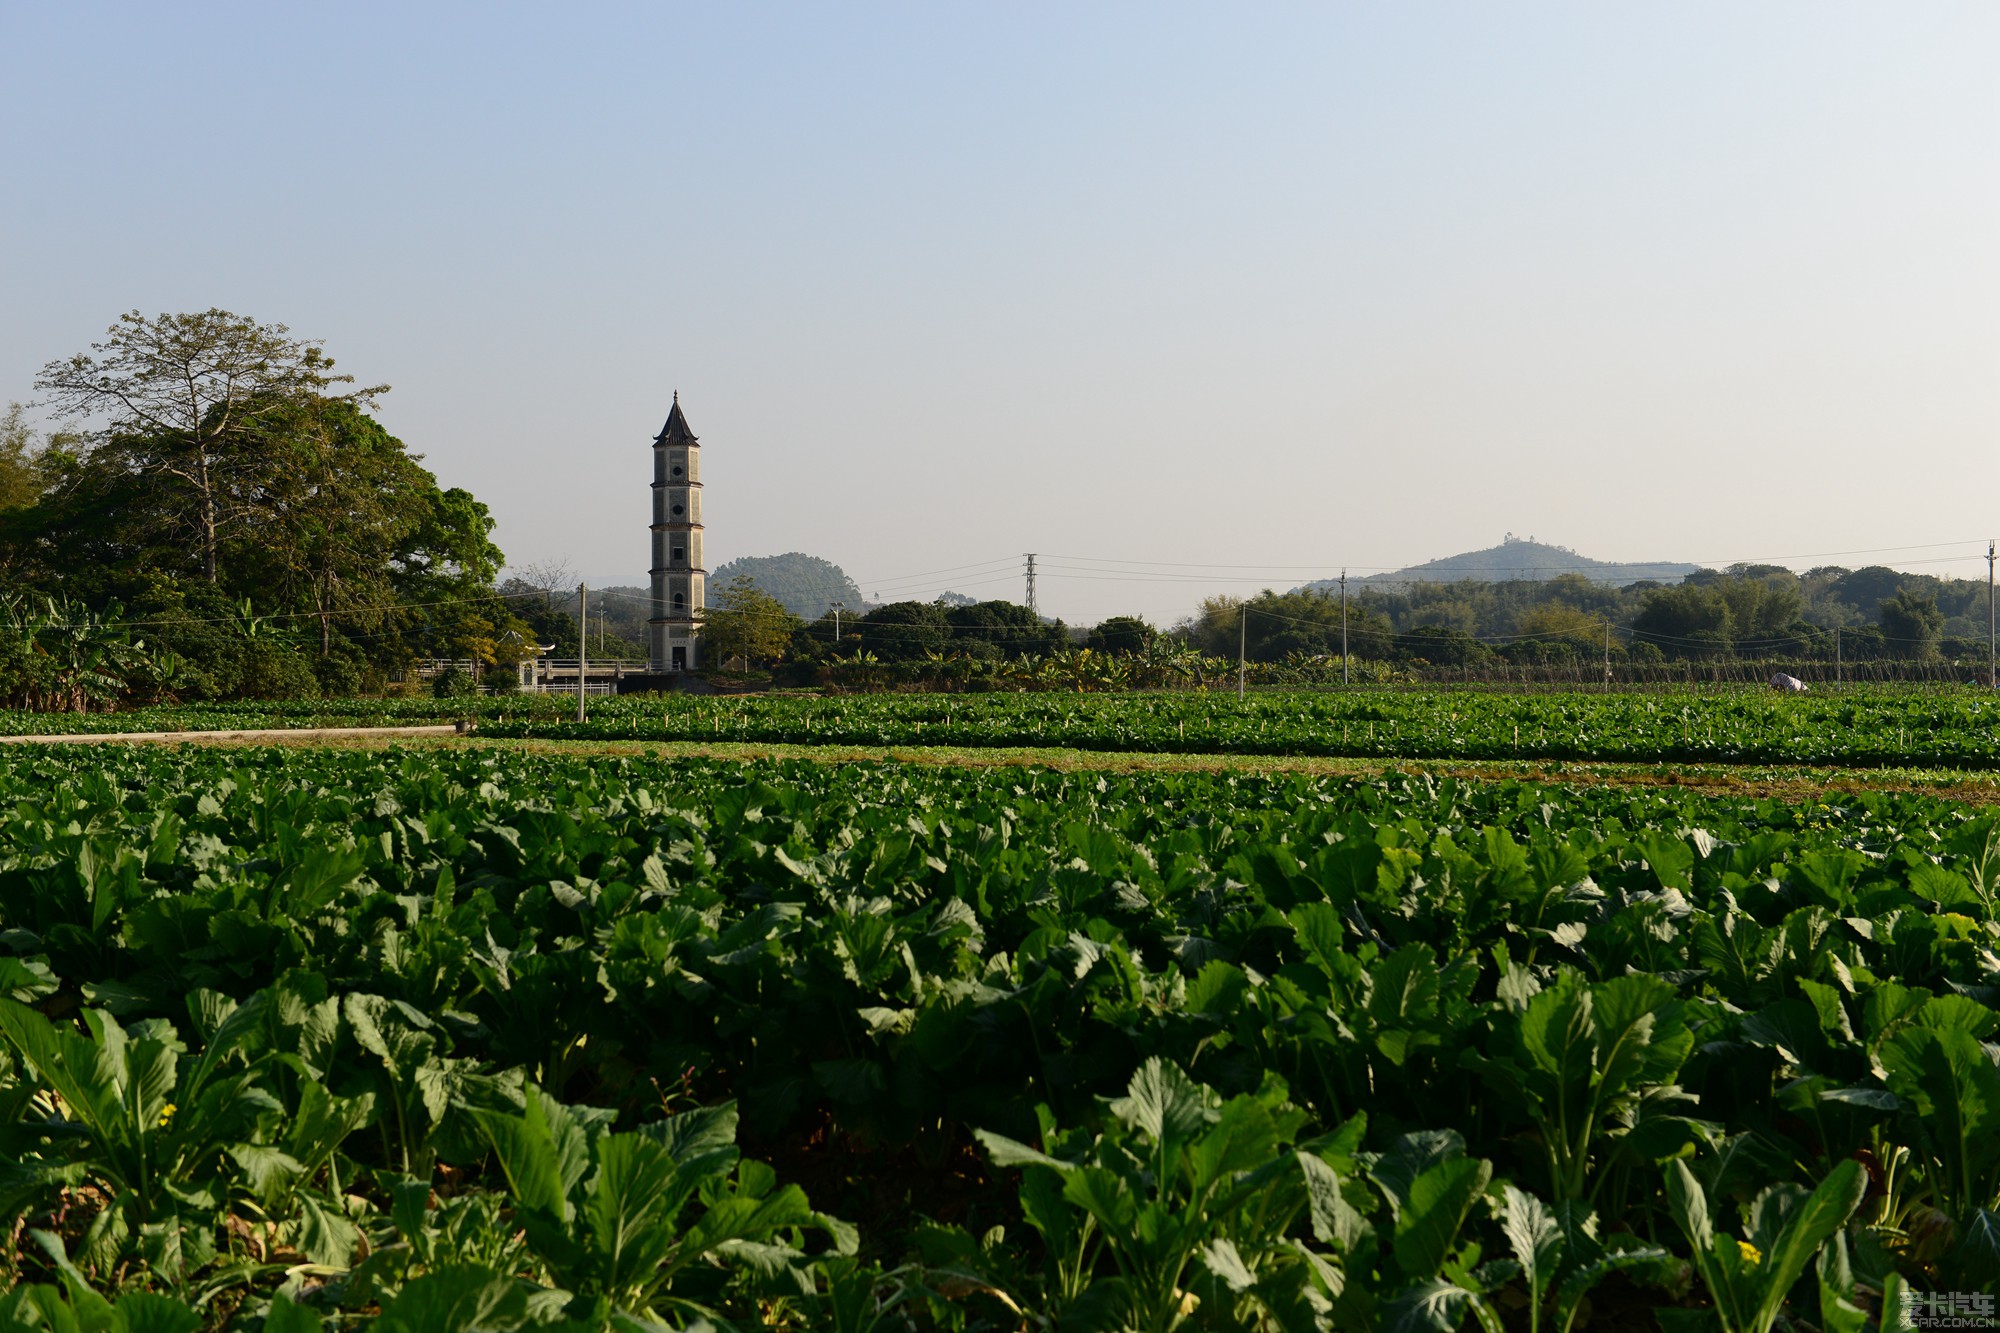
[1,743,1993,1328]
[9,684,2000,769]
[477,688,2000,768]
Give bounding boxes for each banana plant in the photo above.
[140,647,195,705]
[1663,1157,1866,1333]
[476,1086,855,1326]
[0,595,151,713]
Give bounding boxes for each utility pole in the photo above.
[1339,570,1349,686]
[1238,603,1247,700]
[1988,539,1995,689]
[577,582,588,724]
[832,604,842,643]
[1603,619,1612,687]
[1834,626,1842,684]
[1025,554,1038,616]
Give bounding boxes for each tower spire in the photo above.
[647,395,705,672]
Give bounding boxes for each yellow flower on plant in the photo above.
[159,1103,176,1127]
[1736,1240,1761,1265]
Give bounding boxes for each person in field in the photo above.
[1770,672,1808,692]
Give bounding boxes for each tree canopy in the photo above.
[34,309,387,585]
[1181,591,1393,663]
[3,310,526,702]
[1087,615,1156,655]
[0,404,44,512]
[1878,588,1944,660]
[857,600,952,661]
[702,575,803,667]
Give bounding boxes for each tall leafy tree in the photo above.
[34,309,384,585]
[0,404,43,511]
[1087,615,1156,655]
[858,600,952,661]
[223,398,426,654]
[1879,587,1944,660]
[1631,585,1734,657]
[1182,590,1391,661]
[1516,603,1609,650]
[217,398,506,659]
[702,575,802,667]
[946,599,1066,657]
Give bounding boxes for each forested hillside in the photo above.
[711,551,864,619]
[1301,536,1698,589]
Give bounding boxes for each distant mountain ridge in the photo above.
[1299,538,1700,594]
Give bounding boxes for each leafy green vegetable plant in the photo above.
[477,1087,855,1326]
[1496,1183,1672,1333]
[1474,968,1697,1205]
[976,1058,1363,1332]
[1664,1157,1866,1333]
[0,994,279,1286]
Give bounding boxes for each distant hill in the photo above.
[711,552,864,620]
[1300,538,1699,593]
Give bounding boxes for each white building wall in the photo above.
[648,403,705,672]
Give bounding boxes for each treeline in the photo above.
[690,581,1400,692]
[704,564,1990,693]
[687,584,1075,673]
[0,310,531,708]
[1177,565,1994,668]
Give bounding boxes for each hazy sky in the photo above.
[4,4,1995,625]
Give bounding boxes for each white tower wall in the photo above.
[648,395,705,671]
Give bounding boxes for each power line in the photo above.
[851,555,1020,587]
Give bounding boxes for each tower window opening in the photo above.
[672,593,685,610]
[672,465,683,476]
[673,546,685,562]
[672,504,684,515]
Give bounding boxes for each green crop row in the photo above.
[0,696,478,736]
[0,746,1994,1329]
[478,687,2000,767]
[9,684,2000,768]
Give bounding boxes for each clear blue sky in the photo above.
[3,3,1995,624]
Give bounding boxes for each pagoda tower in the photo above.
[648,394,704,670]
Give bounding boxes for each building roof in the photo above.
[653,392,698,446]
